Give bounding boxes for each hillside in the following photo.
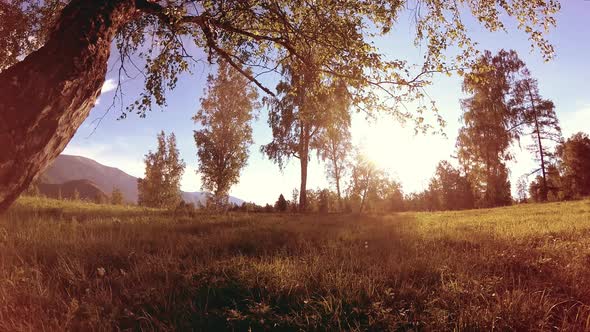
[38,179,108,202]
[2,198,590,330]
[40,154,245,205]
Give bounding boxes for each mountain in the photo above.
[40,154,245,205]
[38,179,108,202]
[181,191,245,207]
[42,155,139,203]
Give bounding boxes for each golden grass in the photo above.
[1,197,589,330]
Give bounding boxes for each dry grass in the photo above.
[1,196,590,330]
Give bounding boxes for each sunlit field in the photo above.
[1,197,590,330]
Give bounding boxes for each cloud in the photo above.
[100,79,117,94]
[561,104,590,137]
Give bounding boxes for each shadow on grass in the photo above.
[2,204,590,330]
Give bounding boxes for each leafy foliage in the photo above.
[428,161,475,211]
[556,132,590,199]
[2,0,560,122]
[456,50,526,207]
[274,194,287,212]
[111,187,124,205]
[348,152,403,213]
[138,131,185,208]
[193,61,259,208]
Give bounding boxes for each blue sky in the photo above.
[64,2,590,205]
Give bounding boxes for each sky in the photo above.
[64,2,590,205]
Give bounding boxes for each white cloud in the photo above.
[100,79,117,94]
[561,104,590,137]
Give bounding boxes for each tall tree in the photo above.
[456,50,526,208]
[0,0,560,211]
[193,61,259,208]
[556,132,590,199]
[261,65,344,211]
[314,83,353,210]
[138,131,185,208]
[512,70,562,201]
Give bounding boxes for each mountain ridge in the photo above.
[40,154,245,206]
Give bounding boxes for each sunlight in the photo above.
[352,115,453,193]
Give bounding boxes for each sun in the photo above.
[352,115,452,193]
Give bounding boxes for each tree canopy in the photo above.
[138,131,186,208]
[194,61,259,208]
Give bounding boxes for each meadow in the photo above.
[1,197,590,331]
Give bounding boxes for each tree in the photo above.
[261,66,349,212]
[318,189,330,214]
[193,61,259,209]
[516,176,528,203]
[138,131,185,209]
[529,164,562,202]
[315,90,353,210]
[382,180,405,212]
[456,50,527,208]
[556,132,590,199]
[72,189,80,201]
[428,161,475,211]
[291,188,299,212]
[348,152,394,213]
[0,0,560,211]
[512,70,562,201]
[111,187,124,205]
[275,194,288,212]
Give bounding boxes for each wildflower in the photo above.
[97,267,106,277]
[364,241,369,249]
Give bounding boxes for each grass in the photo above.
[1,197,590,330]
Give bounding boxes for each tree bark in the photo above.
[299,136,309,212]
[331,145,343,211]
[359,169,371,214]
[528,86,548,201]
[0,0,136,211]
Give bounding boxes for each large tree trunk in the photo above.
[0,0,136,212]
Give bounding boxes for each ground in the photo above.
[1,197,590,330]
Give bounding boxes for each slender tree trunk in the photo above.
[0,0,136,212]
[359,169,371,214]
[528,86,547,201]
[299,134,309,212]
[331,148,343,210]
[335,170,342,210]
